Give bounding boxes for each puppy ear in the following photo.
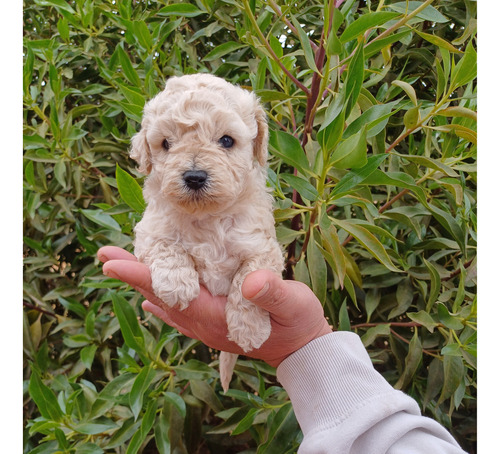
[253,102,269,167]
[130,127,152,174]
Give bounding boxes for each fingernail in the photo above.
[253,281,270,299]
[103,266,118,280]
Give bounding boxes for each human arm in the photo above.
[277,332,467,453]
[98,246,467,453]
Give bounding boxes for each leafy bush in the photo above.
[23,0,476,452]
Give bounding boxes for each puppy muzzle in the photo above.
[183,170,208,191]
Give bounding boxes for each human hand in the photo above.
[98,246,332,367]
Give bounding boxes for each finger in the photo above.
[142,300,197,339]
[103,259,159,304]
[98,246,137,263]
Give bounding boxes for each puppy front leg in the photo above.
[139,241,199,310]
[225,261,273,353]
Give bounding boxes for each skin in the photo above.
[98,246,332,368]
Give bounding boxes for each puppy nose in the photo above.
[183,170,208,190]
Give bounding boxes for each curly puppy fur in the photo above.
[130,74,284,391]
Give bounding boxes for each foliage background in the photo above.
[23,0,477,453]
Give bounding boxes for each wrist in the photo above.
[270,321,332,368]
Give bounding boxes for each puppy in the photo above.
[130,74,284,391]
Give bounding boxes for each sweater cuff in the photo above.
[276,331,415,436]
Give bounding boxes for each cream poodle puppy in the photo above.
[130,73,284,391]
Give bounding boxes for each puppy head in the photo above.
[130,74,269,214]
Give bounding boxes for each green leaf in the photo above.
[111,293,146,356]
[436,303,464,330]
[80,344,98,369]
[174,359,217,381]
[362,170,427,202]
[388,278,414,319]
[280,174,319,201]
[344,40,365,117]
[158,3,206,17]
[395,329,422,390]
[393,152,458,177]
[290,16,319,73]
[340,11,400,43]
[307,237,327,303]
[423,259,441,311]
[130,364,157,421]
[388,2,449,23]
[450,40,477,89]
[75,443,105,454]
[424,357,444,408]
[163,391,187,419]
[326,30,342,55]
[73,418,119,435]
[439,355,464,404]
[81,209,121,231]
[276,225,304,245]
[343,100,401,139]
[116,44,141,87]
[320,92,345,132]
[415,30,461,53]
[190,380,224,413]
[435,106,477,122]
[34,0,76,14]
[320,223,347,286]
[392,80,418,106]
[364,30,412,58]
[425,203,466,253]
[361,323,390,346]
[318,107,345,153]
[256,403,298,454]
[364,289,381,323]
[329,126,367,169]
[269,129,312,176]
[116,165,146,213]
[331,154,388,198]
[255,89,294,102]
[232,408,259,435]
[117,83,145,108]
[28,369,64,421]
[203,41,247,61]
[126,399,157,454]
[107,418,141,448]
[331,218,401,273]
[382,205,429,238]
[132,20,153,51]
[338,299,351,331]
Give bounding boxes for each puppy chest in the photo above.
[188,242,241,296]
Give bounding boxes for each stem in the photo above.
[337,0,436,70]
[369,0,436,46]
[243,0,310,95]
[23,301,57,318]
[266,0,319,52]
[390,328,439,357]
[352,321,421,329]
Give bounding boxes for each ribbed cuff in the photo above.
[276,332,399,436]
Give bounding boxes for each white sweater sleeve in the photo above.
[276,332,467,454]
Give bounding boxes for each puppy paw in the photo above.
[226,299,271,352]
[150,265,200,310]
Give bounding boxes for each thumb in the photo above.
[241,270,290,315]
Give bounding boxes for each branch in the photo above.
[266,0,319,52]
[243,0,310,95]
[23,301,57,318]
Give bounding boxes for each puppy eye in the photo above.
[218,135,234,149]
[162,139,170,151]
